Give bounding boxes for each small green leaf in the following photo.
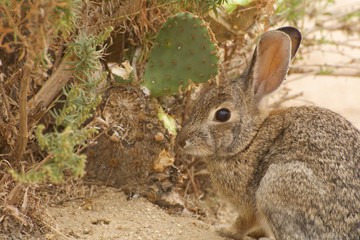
[157,107,177,135]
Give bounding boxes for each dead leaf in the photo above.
[153,149,174,172]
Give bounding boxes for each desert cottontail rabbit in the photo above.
[176,27,360,239]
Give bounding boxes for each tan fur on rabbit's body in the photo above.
[176,27,360,240]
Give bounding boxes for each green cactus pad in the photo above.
[143,12,220,97]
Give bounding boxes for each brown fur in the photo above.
[176,27,360,239]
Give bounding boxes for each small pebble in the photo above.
[154,132,164,142]
[83,228,92,235]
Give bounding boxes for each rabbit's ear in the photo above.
[276,27,302,59]
[246,27,301,101]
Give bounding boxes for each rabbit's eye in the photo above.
[215,108,231,122]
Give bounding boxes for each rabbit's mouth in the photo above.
[181,142,213,157]
[176,136,214,157]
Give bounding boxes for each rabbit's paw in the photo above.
[217,227,274,240]
[216,226,244,240]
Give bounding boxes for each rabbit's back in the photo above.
[264,106,359,184]
[252,106,360,238]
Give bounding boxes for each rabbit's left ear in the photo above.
[277,26,302,59]
[247,27,301,101]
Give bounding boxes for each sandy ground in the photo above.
[44,187,225,240]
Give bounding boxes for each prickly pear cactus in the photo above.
[143,12,219,97]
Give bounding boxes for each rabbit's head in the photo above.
[176,27,301,157]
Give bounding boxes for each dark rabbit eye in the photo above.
[215,108,231,122]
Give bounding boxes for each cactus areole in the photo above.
[143,12,220,97]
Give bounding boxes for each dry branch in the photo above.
[15,63,31,161]
[291,66,360,78]
[27,57,73,127]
